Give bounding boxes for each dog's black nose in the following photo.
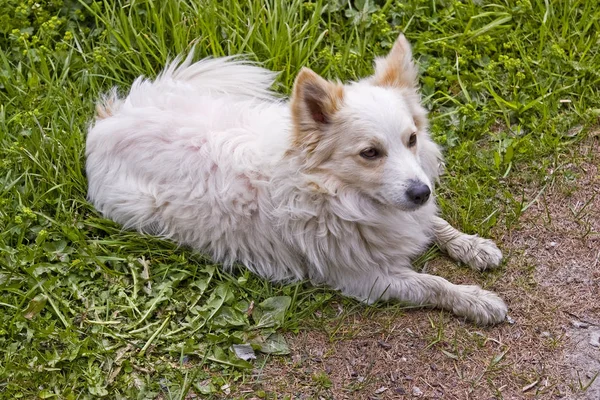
[406,181,431,205]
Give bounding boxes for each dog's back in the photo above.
[86,56,302,277]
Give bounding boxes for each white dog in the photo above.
[86,34,507,324]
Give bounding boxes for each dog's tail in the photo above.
[95,52,279,120]
[157,52,279,100]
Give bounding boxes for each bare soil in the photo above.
[242,137,600,399]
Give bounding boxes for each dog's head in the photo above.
[289,34,441,211]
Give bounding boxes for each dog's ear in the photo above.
[291,68,344,133]
[372,34,418,89]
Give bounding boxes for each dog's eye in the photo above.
[408,133,417,148]
[360,148,380,159]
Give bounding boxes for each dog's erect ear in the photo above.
[291,68,344,132]
[372,34,418,89]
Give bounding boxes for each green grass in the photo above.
[1,0,599,398]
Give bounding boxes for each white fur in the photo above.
[86,37,507,324]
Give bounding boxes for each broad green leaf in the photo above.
[252,296,291,329]
[208,346,252,369]
[23,294,47,320]
[254,333,290,355]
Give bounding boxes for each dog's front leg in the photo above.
[341,268,507,325]
[338,268,507,325]
[431,216,503,271]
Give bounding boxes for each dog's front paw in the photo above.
[444,234,503,271]
[464,236,503,271]
[452,285,508,325]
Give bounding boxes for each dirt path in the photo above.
[506,137,600,399]
[246,138,599,399]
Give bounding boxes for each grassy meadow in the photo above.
[1,0,599,398]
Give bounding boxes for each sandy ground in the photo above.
[506,137,600,399]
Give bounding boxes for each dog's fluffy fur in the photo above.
[86,35,507,324]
